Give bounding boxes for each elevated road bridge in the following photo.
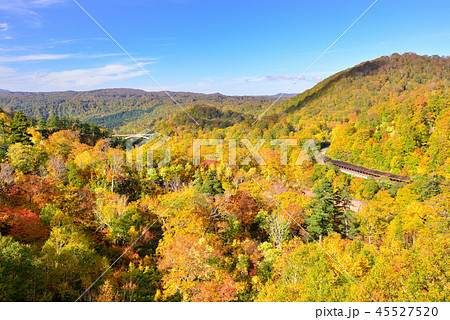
[324,157,411,183]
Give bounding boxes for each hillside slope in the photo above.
[279,53,449,123]
[156,53,449,179]
[279,53,450,178]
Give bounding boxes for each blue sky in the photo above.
[0,0,449,95]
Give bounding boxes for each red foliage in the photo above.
[8,175,59,211]
[220,191,260,234]
[0,207,49,243]
[192,276,237,302]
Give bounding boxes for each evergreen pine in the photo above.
[307,179,358,241]
[420,177,442,200]
[47,114,60,131]
[37,117,46,130]
[9,111,32,145]
[0,118,7,159]
[306,179,335,241]
[199,170,224,197]
[193,169,203,194]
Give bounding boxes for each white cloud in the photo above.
[0,1,35,16]
[0,0,66,14]
[31,0,67,6]
[235,74,323,84]
[265,75,294,81]
[82,53,126,59]
[0,66,14,74]
[41,64,146,88]
[234,75,294,83]
[0,52,157,64]
[0,22,12,38]
[0,0,68,27]
[0,63,148,91]
[0,54,75,63]
[142,81,216,93]
[0,22,8,31]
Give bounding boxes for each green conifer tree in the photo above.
[46,114,60,131]
[306,179,336,241]
[199,170,224,197]
[37,117,46,130]
[193,169,203,194]
[307,179,358,241]
[9,111,32,145]
[420,177,442,200]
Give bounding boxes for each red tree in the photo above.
[0,207,49,244]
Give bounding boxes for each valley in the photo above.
[0,53,449,302]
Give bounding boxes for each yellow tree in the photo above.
[357,191,395,245]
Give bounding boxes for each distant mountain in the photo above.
[0,89,282,132]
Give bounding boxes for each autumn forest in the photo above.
[0,53,449,302]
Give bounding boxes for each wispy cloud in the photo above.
[31,0,67,6]
[0,0,68,26]
[80,53,125,59]
[0,22,8,31]
[0,37,111,53]
[0,66,14,74]
[235,74,323,83]
[0,22,12,39]
[0,52,147,62]
[0,53,75,63]
[40,64,146,88]
[0,1,33,16]
[265,75,294,81]
[0,63,149,91]
[0,0,66,14]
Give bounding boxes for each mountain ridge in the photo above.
[0,89,282,131]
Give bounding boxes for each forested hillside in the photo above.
[0,89,278,132]
[152,53,449,178]
[280,53,449,120]
[0,53,449,302]
[279,53,450,178]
